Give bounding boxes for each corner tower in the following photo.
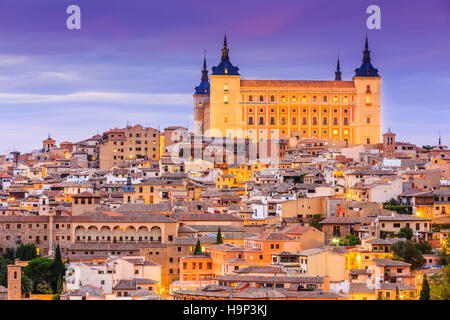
[353,36,381,145]
[207,34,242,138]
[193,52,210,135]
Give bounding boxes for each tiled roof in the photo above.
[233,266,287,275]
[281,225,314,235]
[214,274,324,284]
[187,225,243,232]
[348,269,371,275]
[171,213,243,222]
[240,80,355,89]
[320,217,362,224]
[379,283,417,291]
[348,283,375,294]
[376,215,430,222]
[257,231,295,241]
[114,202,173,213]
[373,258,411,267]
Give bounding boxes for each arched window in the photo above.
[292,96,297,102]
[302,96,307,102]
[249,95,253,102]
[270,95,275,102]
[313,96,317,102]
[259,95,264,102]
[323,96,327,102]
[281,95,286,102]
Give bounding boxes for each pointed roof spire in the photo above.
[221,32,230,61]
[335,55,342,81]
[354,34,380,77]
[201,50,208,81]
[439,131,442,146]
[195,50,210,94]
[363,35,371,63]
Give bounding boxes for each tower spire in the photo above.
[221,33,230,61]
[201,50,208,81]
[439,132,442,146]
[335,55,342,81]
[363,35,371,63]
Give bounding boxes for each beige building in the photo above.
[99,125,161,170]
[281,196,328,220]
[298,247,347,282]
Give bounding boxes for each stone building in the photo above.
[194,35,381,145]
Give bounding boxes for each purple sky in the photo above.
[0,0,449,153]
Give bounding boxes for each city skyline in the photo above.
[0,0,449,153]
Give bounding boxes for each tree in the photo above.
[23,257,55,293]
[420,274,430,300]
[16,244,37,261]
[5,248,15,261]
[57,273,63,294]
[422,145,433,151]
[21,275,33,297]
[52,244,65,291]
[414,241,433,255]
[216,227,223,244]
[343,234,361,246]
[397,227,413,240]
[429,265,450,300]
[194,239,202,255]
[0,256,12,287]
[309,214,324,231]
[36,282,53,294]
[395,286,400,300]
[391,241,425,269]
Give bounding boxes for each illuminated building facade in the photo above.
[194,36,381,145]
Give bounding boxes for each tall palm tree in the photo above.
[21,275,33,297]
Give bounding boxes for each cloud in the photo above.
[0,91,192,105]
[38,72,81,81]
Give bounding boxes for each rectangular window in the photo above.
[259,117,264,125]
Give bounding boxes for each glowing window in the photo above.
[224,83,228,90]
[333,96,338,103]
[302,96,307,102]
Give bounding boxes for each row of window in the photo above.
[128,133,157,138]
[244,94,356,103]
[247,107,349,114]
[182,262,213,270]
[247,116,354,126]
[4,223,51,229]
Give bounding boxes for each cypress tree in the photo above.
[52,244,64,291]
[420,274,430,300]
[57,273,63,294]
[194,239,202,255]
[217,227,223,244]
